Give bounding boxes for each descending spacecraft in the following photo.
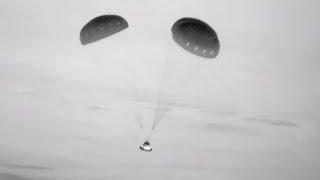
[139,141,152,152]
[80,15,220,152]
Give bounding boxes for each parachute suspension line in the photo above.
[147,47,172,140]
[134,112,144,131]
[147,97,165,140]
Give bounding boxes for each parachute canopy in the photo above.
[80,15,128,45]
[171,17,220,58]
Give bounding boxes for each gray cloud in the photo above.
[0,163,52,171]
[243,117,299,128]
[199,109,238,116]
[88,105,111,112]
[0,173,34,180]
[201,122,260,137]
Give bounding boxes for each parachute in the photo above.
[148,17,220,140]
[171,17,220,58]
[80,15,128,45]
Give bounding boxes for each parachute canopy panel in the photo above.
[80,15,128,45]
[171,18,220,58]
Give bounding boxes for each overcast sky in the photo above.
[0,0,320,179]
